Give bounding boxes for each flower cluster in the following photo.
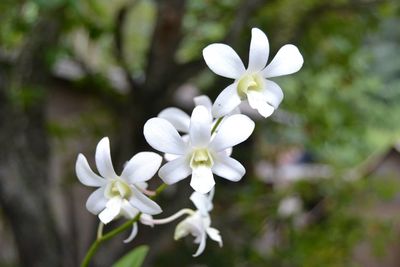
[76,28,303,257]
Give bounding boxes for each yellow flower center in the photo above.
[190,148,214,169]
[237,73,264,99]
[105,178,132,199]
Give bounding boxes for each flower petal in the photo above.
[190,191,212,215]
[224,147,233,157]
[121,152,162,183]
[212,154,245,182]
[190,166,215,194]
[76,154,106,187]
[129,185,162,215]
[95,137,118,179]
[210,114,255,151]
[207,227,223,247]
[211,83,242,118]
[121,199,139,219]
[158,156,191,184]
[140,214,154,227]
[190,105,212,147]
[202,43,245,79]
[158,107,190,133]
[193,233,207,257]
[164,153,181,161]
[98,197,122,224]
[86,186,107,215]
[262,44,304,78]
[194,95,212,111]
[144,118,187,155]
[262,79,284,109]
[247,90,275,118]
[248,28,269,72]
[123,223,138,243]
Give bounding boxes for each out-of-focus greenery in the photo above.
[1,0,400,266]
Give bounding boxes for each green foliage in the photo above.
[112,245,149,267]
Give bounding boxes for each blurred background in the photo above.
[1,0,400,266]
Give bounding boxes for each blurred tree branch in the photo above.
[0,10,65,267]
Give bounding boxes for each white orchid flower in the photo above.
[158,95,234,161]
[141,189,222,257]
[75,137,163,226]
[144,105,255,193]
[203,28,304,118]
[175,190,222,257]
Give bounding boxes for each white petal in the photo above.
[123,223,138,243]
[208,187,215,203]
[207,227,223,247]
[212,154,245,182]
[190,192,212,215]
[158,156,191,184]
[76,154,106,187]
[121,199,140,219]
[194,95,212,111]
[224,147,233,157]
[140,214,154,227]
[135,182,148,190]
[144,118,187,155]
[211,83,242,118]
[158,107,190,133]
[86,187,107,214]
[129,185,162,215]
[95,137,118,179]
[121,152,162,183]
[262,44,304,78]
[190,166,215,194]
[98,197,122,224]
[202,43,245,79]
[248,28,269,72]
[210,114,255,151]
[164,153,180,161]
[262,79,284,109]
[247,91,275,118]
[190,106,212,147]
[193,233,207,257]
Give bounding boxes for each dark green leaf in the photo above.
[112,245,149,267]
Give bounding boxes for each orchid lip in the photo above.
[236,72,264,99]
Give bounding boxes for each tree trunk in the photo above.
[0,14,63,267]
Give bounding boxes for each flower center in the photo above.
[237,73,264,99]
[190,148,214,169]
[105,178,132,199]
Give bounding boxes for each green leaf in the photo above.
[112,245,149,267]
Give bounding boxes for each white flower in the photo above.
[144,105,255,193]
[203,28,303,118]
[75,137,163,225]
[158,95,234,161]
[174,190,222,257]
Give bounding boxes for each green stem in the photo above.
[211,117,224,134]
[80,183,167,267]
[96,222,104,239]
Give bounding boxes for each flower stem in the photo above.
[96,222,104,239]
[147,209,194,225]
[80,183,167,267]
[211,117,224,134]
